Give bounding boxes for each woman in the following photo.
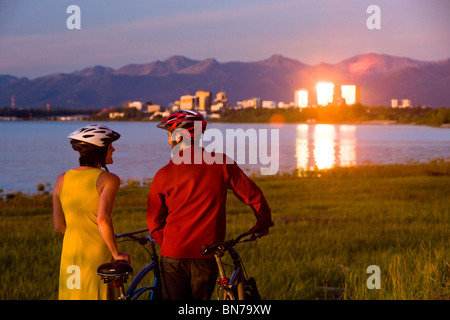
[53,124,130,300]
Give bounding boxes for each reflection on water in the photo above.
[296,124,356,170]
[1,122,450,192]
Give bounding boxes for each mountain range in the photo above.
[1,53,449,110]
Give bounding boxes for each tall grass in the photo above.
[1,162,449,299]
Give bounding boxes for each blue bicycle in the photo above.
[97,229,161,300]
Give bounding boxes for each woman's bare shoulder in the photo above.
[98,171,121,186]
[53,172,66,195]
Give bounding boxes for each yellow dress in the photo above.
[58,168,113,300]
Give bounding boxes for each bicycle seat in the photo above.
[97,260,133,277]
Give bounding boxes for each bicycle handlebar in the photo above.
[116,229,152,245]
[201,221,274,256]
[230,221,274,245]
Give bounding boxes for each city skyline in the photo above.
[0,0,449,79]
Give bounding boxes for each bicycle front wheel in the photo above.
[242,277,261,300]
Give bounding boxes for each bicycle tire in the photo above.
[243,277,261,300]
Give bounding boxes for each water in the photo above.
[1,121,449,193]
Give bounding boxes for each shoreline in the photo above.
[2,158,449,198]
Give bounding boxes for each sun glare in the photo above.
[295,90,308,108]
[341,85,356,105]
[316,82,334,106]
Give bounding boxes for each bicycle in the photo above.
[200,223,273,300]
[97,229,161,300]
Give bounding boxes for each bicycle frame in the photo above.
[201,225,273,300]
[98,229,161,300]
[126,256,159,300]
[214,244,246,300]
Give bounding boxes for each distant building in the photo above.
[211,91,230,112]
[146,104,161,113]
[302,83,359,107]
[340,85,359,105]
[391,98,411,108]
[216,91,228,102]
[125,101,143,110]
[109,112,125,119]
[316,82,334,106]
[149,110,171,120]
[402,99,411,108]
[173,90,230,113]
[236,97,261,109]
[278,102,293,109]
[180,95,198,110]
[294,89,308,108]
[58,115,89,121]
[169,101,180,112]
[262,100,277,109]
[196,91,212,113]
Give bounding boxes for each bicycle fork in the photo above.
[214,254,245,300]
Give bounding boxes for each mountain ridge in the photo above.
[1,53,448,109]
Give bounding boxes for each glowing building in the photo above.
[295,90,308,108]
[316,82,334,106]
[341,85,358,105]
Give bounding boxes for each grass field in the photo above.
[1,161,449,300]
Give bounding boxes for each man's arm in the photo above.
[146,171,168,246]
[226,160,273,235]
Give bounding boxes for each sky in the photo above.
[0,0,449,79]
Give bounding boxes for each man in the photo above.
[147,109,273,300]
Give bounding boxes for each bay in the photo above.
[0,121,449,193]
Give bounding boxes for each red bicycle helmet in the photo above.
[157,109,207,139]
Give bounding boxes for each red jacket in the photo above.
[146,147,272,259]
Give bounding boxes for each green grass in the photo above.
[1,161,449,300]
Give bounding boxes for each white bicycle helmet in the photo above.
[68,124,120,147]
[68,124,120,171]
